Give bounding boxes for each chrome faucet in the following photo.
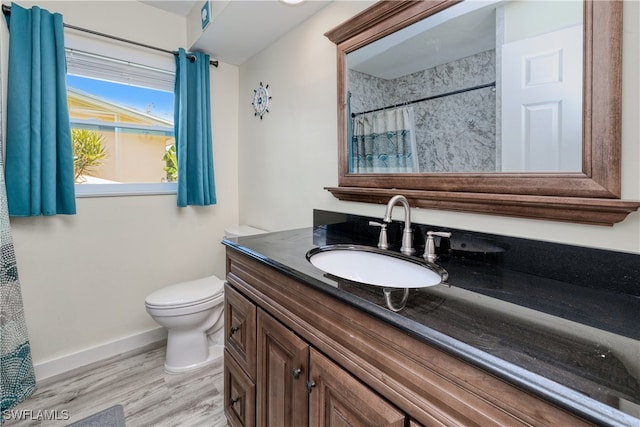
[368,221,388,250]
[424,231,452,263]
[382,195,414,256]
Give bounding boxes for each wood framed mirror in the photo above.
[325,0,639,225]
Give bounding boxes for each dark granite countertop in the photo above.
[222,212,640,427]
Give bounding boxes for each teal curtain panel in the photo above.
[174,48,216,207]
[5,2,76,216]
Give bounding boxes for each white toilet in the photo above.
[145,275,225,373]
[145,225,266,374]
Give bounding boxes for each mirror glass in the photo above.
[347,0,583,174]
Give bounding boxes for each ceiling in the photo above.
[139,0,196,16]
[349,1,498,80]
[139,0,332,65]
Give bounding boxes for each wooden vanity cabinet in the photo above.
[226,284,405,427]
[224,248,593,427]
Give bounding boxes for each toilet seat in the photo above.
[145,275,224,310]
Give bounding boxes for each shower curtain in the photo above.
[0,40,37,419]
[351,106,418,173]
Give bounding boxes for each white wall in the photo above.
[1,1,239,371]
[238,0,640,254]
[238,1,374,232]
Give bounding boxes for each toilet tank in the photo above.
[224,225,267,238]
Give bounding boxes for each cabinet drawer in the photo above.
[224,349,256,427]
[225,283,257,380]
[309,348,405,427]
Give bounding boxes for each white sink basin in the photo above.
[306,245,447,288]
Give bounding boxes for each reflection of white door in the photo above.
[501,25,582,172]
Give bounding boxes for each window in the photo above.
[65,43,177,197]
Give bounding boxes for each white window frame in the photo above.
[74,182,177,198]
[65,31,177,198]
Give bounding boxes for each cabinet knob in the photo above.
[306,380,316,394]
[291,367,302,379]
[229,325,240,336]
[230,397,239,406]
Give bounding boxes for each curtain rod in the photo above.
[1,4,218,68]
[352,82,496,117]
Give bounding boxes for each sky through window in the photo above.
[67,75,174,122]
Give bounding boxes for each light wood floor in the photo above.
[4,342,228,427]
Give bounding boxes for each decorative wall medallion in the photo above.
[252,82,271,119]
[200,1,210,29]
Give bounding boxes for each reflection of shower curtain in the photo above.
[351,106,418,173]
[0,56,36,419]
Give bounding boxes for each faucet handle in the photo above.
[424,231,451,263]
[369,221,388,250]
[428,231,452,238]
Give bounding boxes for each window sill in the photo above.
[75,183,177,198]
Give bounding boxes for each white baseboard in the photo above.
[34,328,167,382]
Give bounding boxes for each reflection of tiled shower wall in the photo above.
[349,50,496,172]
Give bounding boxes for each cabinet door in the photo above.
[308,349,405,427]
[257,308,310,427]
[225,283,257,380]
[225,349,256,427]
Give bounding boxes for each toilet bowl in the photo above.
[145,275,225,373]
